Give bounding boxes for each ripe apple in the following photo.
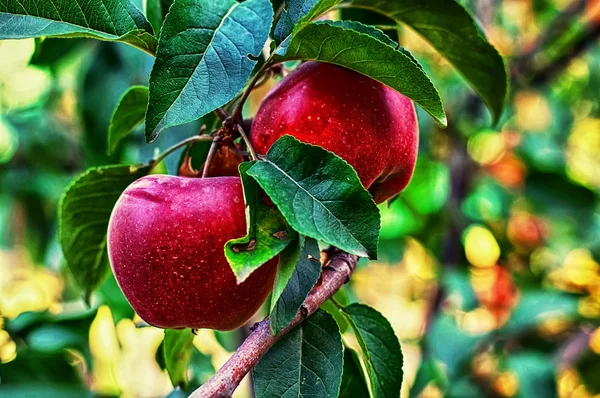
[107,175,277,330]
[250,61,419,203]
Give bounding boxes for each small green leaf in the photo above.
[247,135,380,259]
[342,304,403,398]
[0,0,157,55]
[225,161,296,283]
[275,21,446,126]
[163,329,194,388]
[108,86,149,154]
[59,164,150,297]
[340,348,370,398]
[349,0,508,123]
[254,309,343,398]
[270,236,321,335]
[146,0,273,142]
[274,0,342,44]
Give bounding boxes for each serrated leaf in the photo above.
[274,0,342,44]
[340,348,370,398]
[254,309,343,398]
[342,304,403,398]
[225,161,296,283]
[275,21,446,126]
[145,0,273,142]
[163,329,194,388]
[0,0,157,54]
[59,164,150,297]
[247,135,380,259]
[329,20,396,47]
[349,0,508,123]
[108,86,149,154]
[270,236,321,335]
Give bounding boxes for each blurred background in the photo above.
[1,0,600,397]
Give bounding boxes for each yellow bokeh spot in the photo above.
[514,91,552,132]
[0,118,17,164]
[464,225,501,268]
[566,118,600,189]
[0,329,16,363]
[589,327,600,354]
[0,248,63,319]
[460,308,498,334]
[494,371,520,397]
[468,130,507,165]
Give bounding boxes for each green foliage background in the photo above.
[0,0,599,397]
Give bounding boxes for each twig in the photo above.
[214,108,230,122]
[150,134,212,170]
[231,61,272,123]
[528,21,600,85]
[201,136,223,178]
[189,249,358,398]
[236,125,257,161]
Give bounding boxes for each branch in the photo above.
[189,248,358,398]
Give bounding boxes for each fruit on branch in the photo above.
[107,175,277,330]
[250,61,419,203]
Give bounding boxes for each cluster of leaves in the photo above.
[0,0,511,396]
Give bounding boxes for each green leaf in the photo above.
[321,289,350,333]
[254,309,343,398]
[108,86,149,154]
[274,0,342,44]
[342,304,403,398]
[247,135,380,259]
[349,0,508,123]
[274,21,446,127]
[270,236,321,335]
[59,164,150,298]
[163,329,194,388]
[146,0,174,35]
[340,348,370,398]
[0,0,157,55]
[145,0,273,142]
[225,161,296,283]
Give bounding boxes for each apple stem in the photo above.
[236,125,258,161]
[201,136,222,178]
[188,248,358,398]
[150,134,213,170]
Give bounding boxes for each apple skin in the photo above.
[107,175,277,330]
[250,61,419,204]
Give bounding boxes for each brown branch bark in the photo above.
[189,248,358,398]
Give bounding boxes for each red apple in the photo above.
[250,61,419,203]
[107,175,277,330]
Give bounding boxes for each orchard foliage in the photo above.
[3,0,599,397]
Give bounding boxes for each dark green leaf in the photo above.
[146,0,174,35]
[274,0,342,44]
[225,161,296,283]
[164,329,195,388]
[146,0,273,142]
[108,86,149,154]
[342,303,403,398]
[254,309,343,398]
[275,21,446,126]
[59,164,150,297]
[349,0,508,123]
[340,348,370,398]
[328,20,396,47]
[247,135,380,259]
[0,0,157,54]
[270,236,321,335]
